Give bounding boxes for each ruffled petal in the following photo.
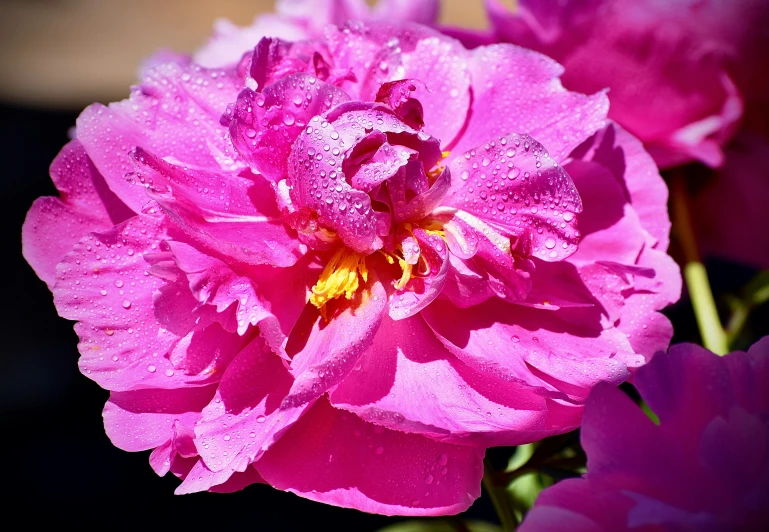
[228,73,351,181]
[76,61,243,212]
[194,338,311,474]
[134,148,304,267]
[167,240,315,354]
[256,398,484,516]
[53,216,239,391]
[331,315,581,446]
[22,140,133,287]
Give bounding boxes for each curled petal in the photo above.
[283,277,387,407]
[388,228,449,320]
[228,73,351,181]
[446,133,582,262]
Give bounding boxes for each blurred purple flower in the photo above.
[520,337,769,530]
[482,0,769,169]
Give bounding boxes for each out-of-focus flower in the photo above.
[520,337,769,530]
[195,0,439,68]
[22,15,679,514]
[483,0,769,169]
[691,131,769,269]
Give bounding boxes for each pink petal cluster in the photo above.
[482,0,769,169]
[520,337,769,530]
[22,16,679,514]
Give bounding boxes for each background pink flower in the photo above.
[482,0,769,169]
[520,337,769,530]
[194,0,439,68]
[22,16,679,514]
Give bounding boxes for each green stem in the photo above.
[482,458,518,532]
[672,174,729,355]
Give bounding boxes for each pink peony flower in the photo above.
[520,337,769,530]
[22,18,679,514]
[483,0,769,169]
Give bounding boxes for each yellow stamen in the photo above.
[426,151,451,183]
[310,247,368,314]
[394,260,413,290]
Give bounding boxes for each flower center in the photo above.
[310,247,369,316]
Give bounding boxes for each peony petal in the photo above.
[194,15,309,69]
[450,43,608,163]
[22,140,133,287]
[692,132,769,269]
[446,133,582,262]
[195,338,311,473]
[564,160,646,267]
[103,385,215,452]
[331,315,581,446]
[283,277,387,407]
[175,459,264,495]
[76,61,243,212]
[256,398,484,516]
[134,148,304,267]
[228,73,351,181]
[423,297,639,400]
[388,228,449,320]
[398,36,471,149]
[579,381,708,509]
[570,124,671,251]
[167,240,315,354]
[489,0,745,168]
[519,477,634,532]
[54,216,227,391]
[392,163,451,224]
[371,0,439,25]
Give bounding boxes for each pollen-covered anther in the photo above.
[426,150,451,183]
[394,260,413,290]
[310,247,369,314]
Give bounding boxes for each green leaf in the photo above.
[376,519,502,532]
[503,471,553,524]
[748,270,769,306]
[506,443,535,472]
